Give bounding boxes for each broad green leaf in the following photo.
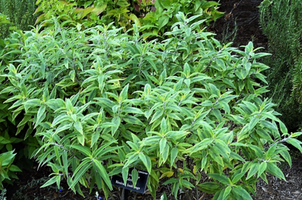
[265,144,277,159]
[123,116,144,126]
[161,145,169,164]
[232,186,253,200]
[74,120,84,135]
[139,153,151,174]
[222,186,232,200]
[286,138,302,153]
[170,147,178,168]
[231,172,245,183]
[188,138,212,154]
[119,84,129,102]
[122,167,129,185]
[93,159,113,190]
[198,182,220,194]
[0,151,15,166]
[52,114,70,127]
[208,173,230,185]
[46,99,65,111]
[158,15,169,30]
[246,163,258,180]
[91,128,101,148]
[160,118,169,134]
[230,151,245,162]
[70,159,92,189]
[41,176,58,188]
[69,145,92,157]
[159,137,167,155]
[279,149,292,167]
[279,121,288,134]
[77,134,85,146]
[267,162,285,180]
[131,168,139,188]
[257,162,267,178]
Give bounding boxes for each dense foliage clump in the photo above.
[1,13,302,199]
[259,0,302,131]
[35,0,223,36]
[0,0,37,38]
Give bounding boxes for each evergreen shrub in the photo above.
[1,13,302,199]
[259,0,302,131]
[0,0,37,38]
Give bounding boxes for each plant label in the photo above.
[111,168,149,194]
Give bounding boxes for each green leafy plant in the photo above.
[0,27,40,189]
[259,0,302,131]
[0,150,22,190]
[1,13,302,200]
[35,0,223,36]
[0,0,37,38]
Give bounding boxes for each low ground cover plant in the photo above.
[1,13,302,199]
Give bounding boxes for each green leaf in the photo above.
[124,153,139,169]
[0,151,15,166]
[266,144,277,159]
[158,15,169,30]
[122,167,129,185]
[139,153,151,174]
[52,114,70,127]
[286,138,302,153]
[69,145,92,157]
[91,129,101,148]
[46,99,65,111]
[248,116,259,131]
[267,162,285,180]
[159,137,167,154]
[230,151,245,162]
[123,116,144,126]
[131,168,139,188]
[222,186,232,200]
[160,118,169,133]
[70,159,92,189]
[93,159,113,190]
[74,120,84,135]
[188,138,212,154]
[123,107,143,114]
[246,163,258,180]
[279,121,288,134]
[170,147,178,168]
[119,84,129,102]
[41,176,58,188]
[279,149,292,167]
[257,162,267,178]
[150,110,163,124]
[232,186,253,200]
[231,172,245,183]
[77,134,85,146]
[208,173,230,185]
[198,182,220,194]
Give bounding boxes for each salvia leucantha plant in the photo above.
[1,13,302,200]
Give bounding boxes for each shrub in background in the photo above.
[259,0,302,131]
[1,13,302,200]
[35,0,223,35]
[0,0,38,38]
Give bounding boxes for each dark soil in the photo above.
[3,0,302,200]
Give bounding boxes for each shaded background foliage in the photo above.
[259,0,302,132]
[0,0,38,38]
